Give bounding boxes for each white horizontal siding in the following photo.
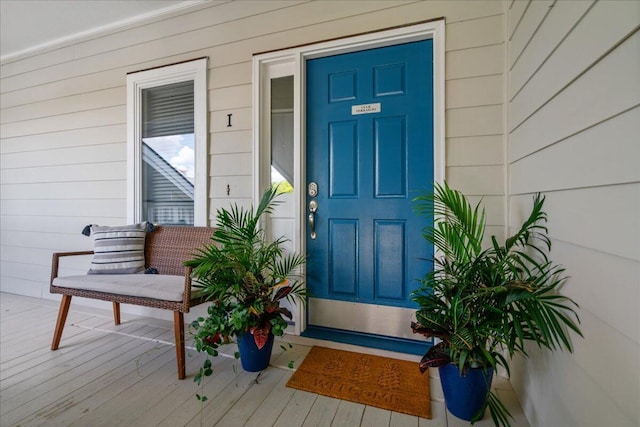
[447,165,504,196]
[209,175,253,199]
[546,239,639,345]
[0,245,73,271]
[511,320,637,427]
[445,44,504,80]
[5,231,93,260]
[211,129,253,154]
[1,259,53,287]
[465,195,505,227]
[442,3,506,231]
[507,1,640,426]
[211,153,253,177]
[211,108,252,133]
[1,106,125,139]
[447,135,504,166]
[509,0,639,130]
[567,310,639,427]
[508,0,530,39]
[510,28,639,162]
[3,164,123,188]
[209,62,252,89]
[446,104,504,138]
[509,0,594,94]
[0,198,126,219]
[0,87,126,124]
[0,67,127,109]
[1,181,125,200]
[1,144,125,171]
[508,0,553,68]
[510,107,640,194]
[446,75,504,109]
[0,276,45,298]
[446,14,504,51]
[0,125,126,154]
[511,185,640,262]
[209,84,252,111]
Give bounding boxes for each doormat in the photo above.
[286,346,431,419]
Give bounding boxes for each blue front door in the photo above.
[305,40,434,346]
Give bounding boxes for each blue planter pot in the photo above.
[439,364,494,421]
[237,331,275,372]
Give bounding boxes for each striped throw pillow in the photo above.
[88,223,148,274]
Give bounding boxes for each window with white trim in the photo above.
[126,58,208,226]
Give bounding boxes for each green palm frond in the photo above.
[414,182,485,264]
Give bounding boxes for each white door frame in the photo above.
[252,20,445,336]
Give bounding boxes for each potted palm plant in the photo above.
[186,187,306,382]
[411,182,582,426]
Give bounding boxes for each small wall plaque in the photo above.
[351,103,381,115]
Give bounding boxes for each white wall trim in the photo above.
[126,57,208,226]
[253,20,446,335]
[503,2,511,238]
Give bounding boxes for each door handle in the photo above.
[308,200,318,240]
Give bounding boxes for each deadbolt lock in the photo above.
[308,182,318,198]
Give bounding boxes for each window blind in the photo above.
[142,81,194,138]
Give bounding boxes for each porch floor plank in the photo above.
[361,406,392,427]
[1,315,112,379]
[184,368,280,427]
[272,390,318,427]
[333,400,367,425]
[420,401,447,427]
[243,368,300,427]
[125,354,231,427]
[1,323,160,398]
[0,293,530,427]
[2,327,172,426]
[301,394,341,426]
[390,411,420,427]
[157,357,252,427]
[16,338,175,427]
[215,367,288,427]
[65,344,177,427]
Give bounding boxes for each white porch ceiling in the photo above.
[0,0,204,62]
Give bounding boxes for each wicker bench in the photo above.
[50,225,214,379]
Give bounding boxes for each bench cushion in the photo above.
[53,274,190,302]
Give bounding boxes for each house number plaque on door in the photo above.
[351,103,381,115]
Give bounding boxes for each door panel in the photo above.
[375,116,406,197]
[375,220,405,301]
[329,121,358,197]
[306,40,433,338]
[329,219,358,295]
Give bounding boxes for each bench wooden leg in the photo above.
[174,311,186,379]
[51,294,72,350]
[112,302,121,325]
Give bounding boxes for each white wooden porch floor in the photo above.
[0,293,529,427]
